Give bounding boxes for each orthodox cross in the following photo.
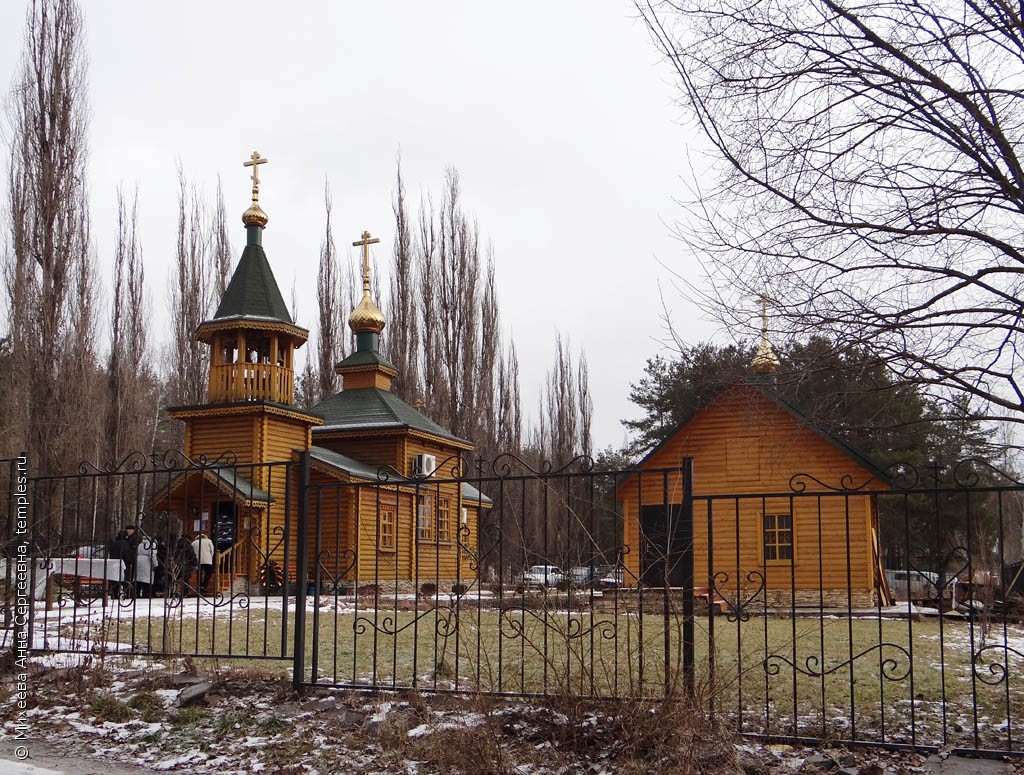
[243,151,269,202]
[758,293,771,337]
[352,230,380,292]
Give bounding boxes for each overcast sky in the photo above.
[0,1,720,452]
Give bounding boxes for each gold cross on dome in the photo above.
[243,151,269,201]
[352,230,380,291]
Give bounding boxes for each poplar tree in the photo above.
[3,0,98,476]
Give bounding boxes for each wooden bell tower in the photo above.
[168,151,322,466]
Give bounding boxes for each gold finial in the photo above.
[242,150,269,227]
[348,230,386,334]
[414,398,425,412]
[352,230,381,293]
[752,293,780,374]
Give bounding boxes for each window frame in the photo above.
[378,504,396,551]
[436,497,453,543]
[417,493,434,542]
[762,512,794,563]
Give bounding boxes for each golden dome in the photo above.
[242,203,268,228]
[752,338,779,373]
[348,291,386,334]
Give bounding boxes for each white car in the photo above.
[521,565,566,589]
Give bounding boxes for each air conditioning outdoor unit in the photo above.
[414,453,437,477]
[460,507,468,526]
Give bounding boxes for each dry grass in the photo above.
[42,597,1024,749]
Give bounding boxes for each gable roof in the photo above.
[309,387,473,448]
[154,467,274,509]
[212,243,292,324]
[633,380,891,486]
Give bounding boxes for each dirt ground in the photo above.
[0,657,1019,775]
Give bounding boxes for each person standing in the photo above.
[191,531,215,593]
[134,535,158,597]
[106,525,140,596]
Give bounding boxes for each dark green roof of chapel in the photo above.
[335,349,399,372]
[310,387,472,447]
[213,243,293,324]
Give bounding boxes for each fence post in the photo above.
[681,457,695,699]
[292,451,310,691]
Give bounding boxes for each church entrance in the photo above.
[211,500,245,588]
[639,503,690,587]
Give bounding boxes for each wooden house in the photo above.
[158,155,486,593]
[614,379,892,609]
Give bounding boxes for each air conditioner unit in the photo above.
[460,507,468,526]
[414,453,437,477]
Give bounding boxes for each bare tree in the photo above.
[427,169,483,441]
[497,344,523,454]
[416,191,442,410]
[474,250,501,462]
[168,163,211,408]
[538,334,593,464]
[3,0,97,475]
[211,176,232,299]
[106,185,158,462]
[386,160,420,402]
[639,0,1024,426]
[313,181,343,403]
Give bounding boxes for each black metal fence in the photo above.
[0,452,300,660]
[3,452,1024,756]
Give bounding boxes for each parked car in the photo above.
[597,566,625,590]
[885,568,957,608]
[569,565,615,588]
[520,565,567,590]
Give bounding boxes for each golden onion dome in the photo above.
[348,291,386,334]
[752,338,779,374]
[242,203,268,228]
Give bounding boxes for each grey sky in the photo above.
[0,1,715,451]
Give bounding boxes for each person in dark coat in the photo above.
[106,525,139,596]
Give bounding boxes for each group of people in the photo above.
[105,526,216,597]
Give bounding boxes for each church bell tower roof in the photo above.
[197,150,307,343]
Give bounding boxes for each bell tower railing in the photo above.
[208,363,294,404]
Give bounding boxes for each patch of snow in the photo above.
[370,702,392,723]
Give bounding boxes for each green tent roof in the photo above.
[310,387,471,447]
[212,243,292,324]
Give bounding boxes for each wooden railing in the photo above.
[208,363,294,404]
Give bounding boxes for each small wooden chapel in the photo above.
[157,152,486,591]
[614,306,893,608]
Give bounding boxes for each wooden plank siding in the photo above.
[617,383,886,597]
[314,433,404,472]
[186,415,256,463]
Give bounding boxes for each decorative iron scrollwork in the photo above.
[711,570,765,622]
[764,643,911,681]
[953,458,1024,488]
[353,605,460,638]
[78,450,150,475]
[789,472,880,493]
[973,644,1024,686]
[488,453,595,478]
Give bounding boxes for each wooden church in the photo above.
[614,316,893,608]
[157,152,486,592]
